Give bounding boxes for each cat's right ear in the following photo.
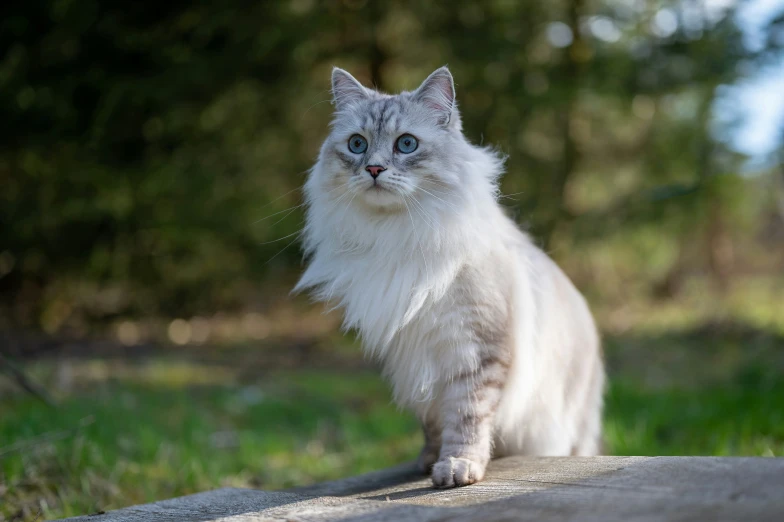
[331,68,370,110]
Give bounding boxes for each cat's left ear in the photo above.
[413,66,455,126]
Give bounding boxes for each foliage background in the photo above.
[1,0,783,520]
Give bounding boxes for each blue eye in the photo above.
[396,134,418,154]
[348,134,368,154]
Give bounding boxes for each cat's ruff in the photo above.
[295,66,604,488]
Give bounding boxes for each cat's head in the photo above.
[313,66,469,212]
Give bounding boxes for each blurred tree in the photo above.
[0,0,781,332]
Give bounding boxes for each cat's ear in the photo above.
[331,67,370,109]
[413,66,455,126]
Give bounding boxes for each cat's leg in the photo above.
[416,418,442,474]
[431,352,509,488]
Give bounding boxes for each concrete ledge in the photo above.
[58,456,784,521]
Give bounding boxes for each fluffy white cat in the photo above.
[295,66,604,488]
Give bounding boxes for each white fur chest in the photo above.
[296,203,478,407]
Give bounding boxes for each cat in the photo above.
[294,66,604,488]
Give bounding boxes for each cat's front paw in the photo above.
[431,456,485,488]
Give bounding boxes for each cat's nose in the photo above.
[365,165,386,179]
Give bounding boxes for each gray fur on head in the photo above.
[331,66,461,130]
[319,66,476,213]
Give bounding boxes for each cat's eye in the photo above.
[348,134,368,154]
[396,134,418,154]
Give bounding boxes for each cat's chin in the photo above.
[356,185,409,212]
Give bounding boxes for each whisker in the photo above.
[418,179,466,202]
[255,180,352,226]
[325,191,352,220]
[413,197,440,227]
[401,192,432,228]
[322,181,359,214]
[419,177,451,189]
[416,185,461,213]
[267,205,303,228]
[418,186,459,202]
[417,178,456,193]
[498,190,526,200]
[252,203,305,224]
[259,227,303,245]
[401,197,431,286]
[252,186,301,214]
[344,188,360,213]
[405,194,439,233]
[302,97,334,118]
[380,177,444,233]
[262,236,300,267]
[416,183,451,195]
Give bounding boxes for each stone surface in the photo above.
[58,456,784,521]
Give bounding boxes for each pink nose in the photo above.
[365,165,386,178]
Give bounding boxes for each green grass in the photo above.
[607,375,784,456]
[2,321,783,521]
[1,367,420,520]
